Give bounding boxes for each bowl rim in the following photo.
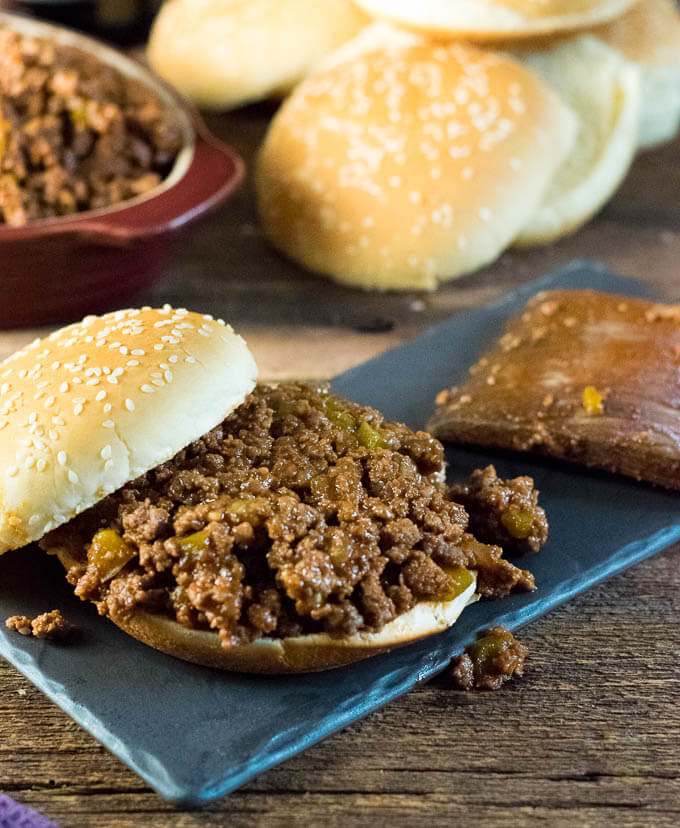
[0,10,202,237]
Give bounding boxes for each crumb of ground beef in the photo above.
[43,383,536,650]
[451,626,528,690]
[449,465,548,555]
[5,615,33,636]
[5,610,73,641]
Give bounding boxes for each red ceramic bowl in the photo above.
[0,12,244,329]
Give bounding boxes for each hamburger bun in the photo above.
[352,0,640,41]
[511,35,639,245]
[589,0,680,150]
[257,40,577,290]
[50,543,478,672]
[147,0,369,110]
[0,307,257,555]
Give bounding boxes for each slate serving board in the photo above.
[1,261,678,805]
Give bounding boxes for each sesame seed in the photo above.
[49,429,58,441]
[96,390,107,401]
[86,378,100,386]
[198,330,209,337]
[73,397,85,404]
[0,421,7,430]
[104,459,114,472]
[151,372,162,378]
[107,376,118,384]
[113,367,124,377]
[104,403,112,413]
[164,370,173,383]
[168,355,178,364]
[141,385,154,393]
[37,458,47,472]
[185,356,196,364]
[102,420,115,428]
[131,349,145,356]
[7,465,18,477]
[57,450,67,465]
[119,346,128,355]
[28,412,37,424]
[52,416,65,426]
[102,366,111,375]
[126,360,140,367]
[152,378,164,387]
[59,382,68,392]
[74,404,84,416]
[101,445,112,459]
[72,377,82,384]
[0,383,8,394]
[25,456,35,469]
[68,469,79,484]
[154,344,164,351]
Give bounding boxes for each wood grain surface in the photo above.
[1,97,680,826]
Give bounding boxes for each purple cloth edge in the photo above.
[0,794,60,828]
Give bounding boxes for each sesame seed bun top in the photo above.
[353,0,640,40]
[257,39,576,290]
[0,307,257,555]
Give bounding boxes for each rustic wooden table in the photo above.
[1,110,679,827]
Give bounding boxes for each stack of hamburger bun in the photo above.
[148,0,680,290]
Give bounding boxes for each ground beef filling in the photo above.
[449,465,549,556]
[5,610,73,641]
[0,26,183,226]
[451,626,529,691]
[44,384,535,649]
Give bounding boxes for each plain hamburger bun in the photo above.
[49,543,478,672]
[352,0,640,41]
[511,35,639,245]
[257,40,577,290]
[147,0,369,110]
[0,307,257,555]
[589,0,680,150]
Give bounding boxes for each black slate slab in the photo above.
[1,261,678,805]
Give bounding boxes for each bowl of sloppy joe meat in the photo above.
[0,12,244,329]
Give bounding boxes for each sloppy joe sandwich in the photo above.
[0,308,534,672]
[429,289,680,490]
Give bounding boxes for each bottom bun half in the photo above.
[51,546,478,673]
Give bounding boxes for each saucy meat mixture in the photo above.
[0,26,183,226]
[44,384,536,650]
[449,465,548,556]
[451,626,528,691]
[5,609,72,641]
